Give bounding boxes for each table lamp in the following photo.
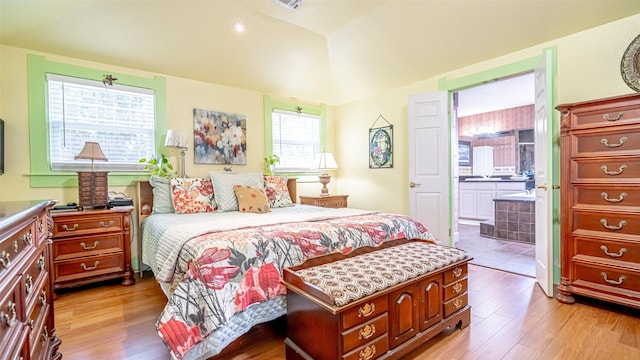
[75,142,109,209]
[317,151,338,196]
[165,130,188,178]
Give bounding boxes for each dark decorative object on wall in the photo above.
[621,33,640,92]
[369,114,393,168]
[193,108,247,165]
[458,140,471,166]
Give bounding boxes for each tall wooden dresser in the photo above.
[0,200,61,360]
[556,93,640,309]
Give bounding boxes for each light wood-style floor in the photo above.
[54,265,640,360]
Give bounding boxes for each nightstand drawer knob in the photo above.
[81,261,100,271]
[99,220,115,228]
[80,241,100,250]
[62,224,79,231]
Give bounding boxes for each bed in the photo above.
[137,173,434,359]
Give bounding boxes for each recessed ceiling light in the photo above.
[233,21,245,33]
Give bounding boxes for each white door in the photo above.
[534,49,554,297]
[408,92,449,244]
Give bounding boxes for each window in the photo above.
[47,74,155,171]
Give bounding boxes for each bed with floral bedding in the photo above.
[139,173,434,359]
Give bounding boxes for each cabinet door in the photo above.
[419,275,442,331]
[477,190,496,220]
[459,189,477,218]
[388,283,419,349]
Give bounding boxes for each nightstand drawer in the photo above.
[52,213,123,238]
[299,195,349,209]
[54,253,125,284]
[52,233,124,261]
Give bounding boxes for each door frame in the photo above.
[437,46,560,286]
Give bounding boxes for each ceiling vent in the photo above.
[274,0,302,10]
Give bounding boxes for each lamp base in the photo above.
[318,174,331,196]
[78,171,109,209]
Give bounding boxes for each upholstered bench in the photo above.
[282,238,472,360]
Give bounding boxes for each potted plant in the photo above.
[139,154,175,178]
[264,154,280,176]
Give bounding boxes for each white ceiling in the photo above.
[457,72,534,117]
[1,1,639,106]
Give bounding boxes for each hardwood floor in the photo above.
[53,266,640,360]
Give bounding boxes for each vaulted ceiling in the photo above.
[2,1,640,105]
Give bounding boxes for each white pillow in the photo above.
[209,171,264,212]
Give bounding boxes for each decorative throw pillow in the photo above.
[263,175,293,208]
[234,185,271,213]
[170,178,217,214]
[209,171,264,212]
[149,176,174,214]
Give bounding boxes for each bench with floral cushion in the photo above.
[282,238,472,360]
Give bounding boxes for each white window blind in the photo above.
[272,109,320,171]
[47,74,155,171]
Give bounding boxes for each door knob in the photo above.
[536,183,547,190]
[409,182,421,188]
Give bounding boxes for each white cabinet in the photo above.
[459,181,526,221]
[472,146,494,177]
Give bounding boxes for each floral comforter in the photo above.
[149,208,433,359]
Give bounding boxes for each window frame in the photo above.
[27,54,167,187]
[263,95,326,177]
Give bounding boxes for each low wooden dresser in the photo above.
[51,207,134,293]
[557,93,640,308]
[282,238,470,360]
[0,200,61,360]
[299,195,349,208]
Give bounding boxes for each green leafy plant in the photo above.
[139,154,175,178]
[264,154,280,175]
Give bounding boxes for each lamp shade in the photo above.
[165,130,188,149]
[74,142,108,162]
[317,152,338,170]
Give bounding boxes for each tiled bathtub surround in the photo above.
[494,198,535,243]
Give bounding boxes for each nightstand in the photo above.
[299,195,349,208]
[51,207,134,293]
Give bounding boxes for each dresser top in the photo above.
[0,200,56,231]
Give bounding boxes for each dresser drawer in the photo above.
[573,156,640,183]
[36,213,49,245]
[572,263,640,295]
[0,221,35,277]
[570,103,640,129]
[52,213,123,238]
[2,327,29,360]
[24,247,48,304]
[573,126,640,157]
[53,253,124,284]
[574,236,640,264]
[573,211,640,236]
[443,278,468,301]
[342,334,389,360]
[443,264,467,285]
[341,313,388,354]
[443,293,468,318]
[0,276,22,349]
[573,185,640,210]
[52,233,124,261]
[342,296,388,329]
[26,280,49,358]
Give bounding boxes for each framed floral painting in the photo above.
[193,108,247,165]
[369,125,393,168]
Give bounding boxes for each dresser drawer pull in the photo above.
[27,319,34,330]
[601,272,626,285]
[38,222,44,235]
[80,241,100,250]
[1,301,17,328]
[600,245,627,258]
[601,192,627,203]
[600,219,626,230]
[81,261,100,271]
[0,251,10,268]
[600,165,627,176]
[603,112,624,121]
[39,290,47,306]
[99,220,115,228]
[42,326,49,342]
[453,298,464,309]
[452,267,463,278]
[63,224,79,231]
[25,274,34,294]
[453,282,463,293]
[359,345,376,360]
[358,324,376,340]
[38,254,46,271]
[13,240,18,253]
[23,232,33,245]
[600,136,628,148]
[358,303,375,318]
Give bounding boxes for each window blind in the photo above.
[47,74,155,171]
[272,109,320,171]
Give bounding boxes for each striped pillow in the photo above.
[209,171,264,212]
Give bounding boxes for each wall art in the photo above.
[369,114,393,168]
[193,108,247,165]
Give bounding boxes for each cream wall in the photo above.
[335,13,640,215]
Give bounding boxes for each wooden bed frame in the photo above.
[134,177,298,359]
